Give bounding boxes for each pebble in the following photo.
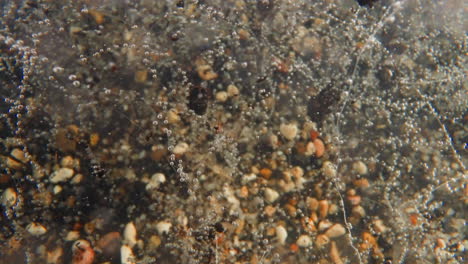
[53,185,63,194]
[325,223,346,238]
[264,187,280,203]
[146,173,166,190]
[330,241,344,264]
[227,84,240,97]
[124,222,137,248]
[275,225,288,245]
[148,235,161,250]
[315,234,330,248]
[1,187,17,207]
[296,234,312,247]
[172,142,189,155]
[215,91,228,102]
[11,148,28,162]
[60,156,75,168]
[156,220,172,235]
[313,138,325,157]
[50,168,74,183]
[120,245,136,264]
[317,220,333,231]
[372,219,387,233]
[197,64,218,80]
[318,200,329,219]
[322,161,337,178]
[280,123,298,141]
[27,222,47,236]
[353,161,368,175]
[167,109,181,124]
[72,240,95,264]
[304,141,316,156]
[307,197,319,211]
[65,231,80,241]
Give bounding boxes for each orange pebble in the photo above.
[290,243,299,252]
[313,138,325,157]
[72,240,95,264]
[310,130,319,140]
[259,168,272,179]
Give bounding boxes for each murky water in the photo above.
[1,1,466,264]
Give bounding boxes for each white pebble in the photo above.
[27,222,47,236]
[280,123,298,141]
[1,187,17,207]
[296,234,312,247]
[173,142,189,155]
[215,91,228,102]
[325,223,346,238]
[227,84,239,97]
[124,222,138,248]
[353,161,368,175]
[264,187,279,203]
[50,168,74,183]
[146,173,166,190]
[304,141,316,156]
[275,225,288,245]
[120,245,136,264]
[322,161,337,178]
[156,220,172,235]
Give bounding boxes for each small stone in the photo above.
[280,123,298,141]
[317,220,333,231]
[315,234,330,248]
[89,133,100,147]
[60,156,75,168]
[353,161,368,175]
[27,222,47,236]
[352,205,366,218]
[134,70,148,83]
[120,245,135,264]
[11,148,28,163]
[146,173,166,190]
[325,223,346,238]
[197,64,218,80]
[296,234,312,247]
[275,225,288,245]
[318,200,329,219]
[53,185,63,194]
[264,205,276,217]
[124,222,137,248]
[71,174,84,184]
[148,235,161,250]
[156,220,172,235]
[65,231,80,241]
[304,141,316,156]
[307,197,319,211]
[167,109,181,123]
[322,161,337,178]
[313,138,325,157]
[173,142,189,155]
[1,187,17,207]
[227,84,240,97]
[264,187,280,203]
[215,91,228,102]
[72,239,94,264]
[50,168,74,183]
[372,219,387,234]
